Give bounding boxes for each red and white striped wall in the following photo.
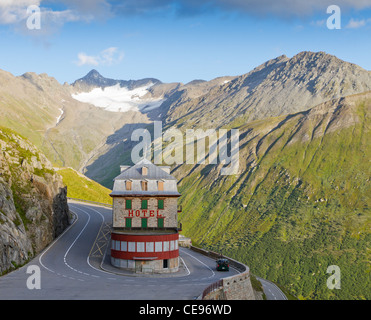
[111,232,179,261]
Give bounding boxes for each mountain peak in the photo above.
[72,70,162,93]
[290,51,343,64]
[83,69,105,80]
[73,69,117,89]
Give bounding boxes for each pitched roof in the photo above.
[113,159,176,181]
[111,159,180,197]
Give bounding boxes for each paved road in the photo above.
[257,277,288,300]
[0,202,238,300]
[0,201,286,300]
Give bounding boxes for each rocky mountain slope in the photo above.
[82,51,371,187]
[174,91,371,299]
[2,51,370,189]
[0,127,69,274]
[164,51,371,129]
[72,69,162,93]
[0,69,151,173]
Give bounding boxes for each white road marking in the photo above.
[62,206,91,275]
[179,248,215,279]
[38,210,85,282]
[180,256,190,276]
[70,204,117,277]
[40,203,111,282]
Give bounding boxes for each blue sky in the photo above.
[1,1,371,84]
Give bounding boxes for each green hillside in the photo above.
[57,168,112,205]
[175,93,371,300]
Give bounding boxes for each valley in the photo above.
[0,51,370,300]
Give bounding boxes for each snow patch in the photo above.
[71,83,165,113]
[56,108,64,125]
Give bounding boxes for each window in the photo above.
[163,241,169,251]
[126,180,132,191]
[155,242,162,252]
[157,199,164,209]
[142,181,148,191]
[137,242,145,252]
[125,217,132,228]
[141,199,148,209]
[146,242,154,252]
[158,218,164,228]
[158,199,164,210]
[158,181,164,191]
[125,199,132,209]
[142,166,148,175]
[128,242,135,252]
[121,241,127,251]
[141,218,148,228]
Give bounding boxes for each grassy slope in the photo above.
[175,95,371,300]
[57,168,112,205]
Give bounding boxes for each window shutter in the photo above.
[142,181,148,191]
[158,181,164,191]
[125,218,132,228]
[125,199,132,209]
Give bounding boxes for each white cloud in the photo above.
[199,0,371,17]
[310,19,326,27]
[100,47,125,65]
[345,18,371,29]
[0,0,111,36]
[112,0,371,18]
[0,0,40,24]
[0,0,83,40]
[76,53,99,66]
[58,0,112,21]
[75,47,124,66]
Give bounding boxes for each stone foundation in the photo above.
[111,256,179,273]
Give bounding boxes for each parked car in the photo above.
[216,258,229,271]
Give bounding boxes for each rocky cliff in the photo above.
[0,127,69,275]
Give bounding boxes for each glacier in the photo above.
[71,83,165,113]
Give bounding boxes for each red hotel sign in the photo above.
[127,210,163,218]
